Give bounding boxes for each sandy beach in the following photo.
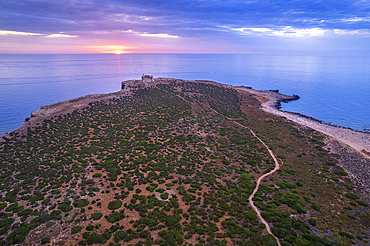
[237,87,370,157]
[237,87,370,196]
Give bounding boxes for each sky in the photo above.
[1,0,370,55]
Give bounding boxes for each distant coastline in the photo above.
[2,78,370,158]
[2,77,370,197]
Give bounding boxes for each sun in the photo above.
[114,50,123,55]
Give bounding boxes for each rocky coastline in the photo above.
[3,78,370,155]
[2,78,369,198]
[236,86,370,200]
[3,78,370,156]
[237,87,370,155]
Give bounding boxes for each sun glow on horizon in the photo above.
[82,45,136,54]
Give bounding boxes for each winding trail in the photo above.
[170,89,282,245]
[229,120,282,246]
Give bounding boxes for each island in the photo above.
[0,77,369,246]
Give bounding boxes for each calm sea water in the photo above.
[1,54,370,135]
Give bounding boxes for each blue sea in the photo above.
[1,54,370,135]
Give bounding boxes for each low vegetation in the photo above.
[0,79,368,245]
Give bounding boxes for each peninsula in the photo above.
[0,77,369,246]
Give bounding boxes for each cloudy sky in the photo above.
[1,0,370,55]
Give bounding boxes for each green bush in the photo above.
[107,211,125,223]
[344,183,353,190]
[156,188,165,193]
[108,200,122,210]
[338,230,354,239]
[41,199,51,205]
[18,209,33,217]
[345,192,360,200]
[146,184,159,192]
[73,199,89,208]
[114,231,128,243]
[72,226,83,234]
[5,203,23,213]
[182,194,196,202]
[355,199,368,207]
[91,213,103,220]
[83,229,112,244]
[41,237,50,244]
[58,200,73,212]
[86,225,95,231]
[160,193,169,200]
[78,240,87,246]
[325,161,335,166]
[334,170,348,176]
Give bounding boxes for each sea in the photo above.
[1,54,370,136]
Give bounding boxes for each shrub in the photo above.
[83,230,112,244]
[344,183,353,190]
[355,199,368,207]
[18,209,33,217]
[91,213,103,220]
[5,203,22,213]
[41,237,50,245]
[114,230,128,242]
[72,226,83,234]
[182,194,196,202]
[139,230,151,239]
[58,200,73,212]
[338,230,354,239]
[334,170,348,176]
[73,199,89,208]
[156,188,165,193]
[108,200,122,210]
[307,191,316,197]
[107,211,125,223]
[0,218,15,228]
[146,184,159,192]
[86,225,94,231]
[345,192,360,200]
[325,161,335,166]
[308,218,317,226]
[160,193,169,200]
[78,240,87,246]
[41,199,51,205]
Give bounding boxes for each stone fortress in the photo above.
[121,74,154,90]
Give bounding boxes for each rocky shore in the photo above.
[237,87,370,156]
[326,139,370,197]
[237,87,370,200]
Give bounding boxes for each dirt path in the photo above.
[229,120,282,246]
[170,89,282,245]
